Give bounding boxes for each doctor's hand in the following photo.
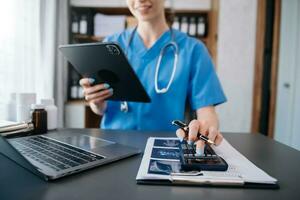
[176,119,223,155]
[79,78,113,115]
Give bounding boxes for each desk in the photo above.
[0,129,299,200]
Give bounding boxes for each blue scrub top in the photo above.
[101,28,226,131]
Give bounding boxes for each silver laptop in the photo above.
[0,131,140,180]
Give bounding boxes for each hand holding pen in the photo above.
[172,120,223,155]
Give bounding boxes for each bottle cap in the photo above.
[31,104,45,110]
[41,98,54,106]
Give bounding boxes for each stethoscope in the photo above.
[120,27,179,113]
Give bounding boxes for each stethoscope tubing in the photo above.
[121,27,179,112]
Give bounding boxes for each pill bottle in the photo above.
[31,104,47,134]
[41,99,58,130]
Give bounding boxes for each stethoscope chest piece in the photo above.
[120,101,129,113]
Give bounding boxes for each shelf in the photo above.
[71,6,211,16]
[72,6,132,15]
[73,33,208,44]
[72,34,104,42]
[66,99,88,106]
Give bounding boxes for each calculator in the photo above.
[179,140,228,171]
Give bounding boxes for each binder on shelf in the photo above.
[172,16,180,30]
[180,16,189,34]
[197,15,207,37]
[171,15,208,38]
[71,12,79,34]
[188,17,197,36]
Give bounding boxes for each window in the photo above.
[0,0,55,104]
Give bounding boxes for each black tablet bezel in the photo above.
[59,42,151,103]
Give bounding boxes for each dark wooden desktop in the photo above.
[0,129,299,200]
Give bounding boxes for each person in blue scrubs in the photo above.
[80,0,227,154]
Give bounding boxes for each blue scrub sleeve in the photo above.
[188,42,227,110]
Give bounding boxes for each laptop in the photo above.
[0,131,141,180]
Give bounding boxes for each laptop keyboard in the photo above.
[10,136,104,171]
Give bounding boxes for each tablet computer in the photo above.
[59,42,150,102]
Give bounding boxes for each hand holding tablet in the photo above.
[78,78,112,115]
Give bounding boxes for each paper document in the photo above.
[0,120,34,137]
[136,137,277,186]
[0,120,17,127]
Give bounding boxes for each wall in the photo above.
[216,0,257,133]
[274,0,300,150]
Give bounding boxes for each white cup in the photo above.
[16,93,36,122]
[16,105,31,122]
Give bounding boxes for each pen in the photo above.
[172,120,215,145]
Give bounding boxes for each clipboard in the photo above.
[136,137,279,189]
[136,179,279,189]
